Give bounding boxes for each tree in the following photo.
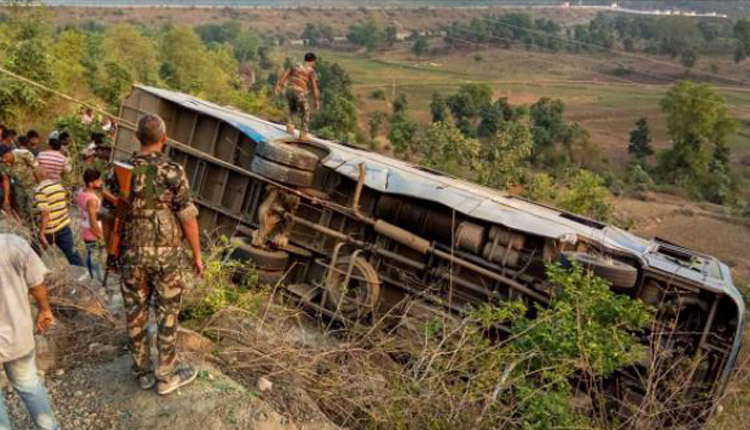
[658,81,738,199]
[558,170,613,222]
[368,111,387,141]
[232,30,262,63]
[102,23,159,84]
[529,97,569,160]
[680,48,698,72]
[347,18,385,52]
[447,83,493,135]
[392,93,408,116]
[302,23,333,47]
[628,117,653,163]
[661,81,737,151]
[476,121,532,189]
[385,25,398,46]
[419,121,480,176]
[311,59,360,142]
[0,7,55,123]
[51,29,90,99]
[412,37,429,58]
[734,18,750,61]
[388,115,417,159]
[388,94,417,159]
[478,98,514,138]
[657,16,701,58]
[430,92,448,123]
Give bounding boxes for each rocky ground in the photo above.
[0,225,340,430]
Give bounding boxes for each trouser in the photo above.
[11,183,33,225]
[285,88,310,134]
[0,350,59,430]
[120,248,185,382]
[84,240,103,281]
[44,226,84,267]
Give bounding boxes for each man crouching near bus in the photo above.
[106,114,204,395]
[0,233,59,430]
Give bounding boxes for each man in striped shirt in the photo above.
[36,138,71,183]
[33,169,83,266]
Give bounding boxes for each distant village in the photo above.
[561,1,729,18]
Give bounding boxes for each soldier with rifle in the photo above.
[105,114,204,395]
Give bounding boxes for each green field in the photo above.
[281,43,750,169]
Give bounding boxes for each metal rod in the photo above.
[433,249,548,304]
[290,212,547,304]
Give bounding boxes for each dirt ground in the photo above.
[614,193,750,282]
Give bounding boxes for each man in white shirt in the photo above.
[0,233,59,430]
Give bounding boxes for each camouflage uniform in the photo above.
[10,149,37,222]
[284,63,318,134]
[107,152,199,382]
[0,155,35,223]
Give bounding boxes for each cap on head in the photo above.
[304,52,317,63]
[136,114,167,146]
[0,143,12,158]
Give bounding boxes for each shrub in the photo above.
[181,237,261,323]
[558,169,613,222]
[370,88,387,100]
[364,263,652,430]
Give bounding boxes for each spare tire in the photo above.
[231,241,289,271]
[258,269,285,286]
[251,156,314,187]
[256,140,319,172]
[560,251,638,289]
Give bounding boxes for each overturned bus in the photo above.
[114,85,744,427]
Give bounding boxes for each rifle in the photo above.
[102,161,133,288]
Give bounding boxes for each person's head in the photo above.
[83,168,102,189]
[0,144,13,164]
[136,114,167,149]
[83,147,96,163]
[17,135,29,148]
[2,128,17,143]
[85,108,93,116]
[91,132,105,146]
[48,138,62,151]
[26,130,40,147]
[304,52,317,64]
[59,131,71,146]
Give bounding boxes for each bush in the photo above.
[364,263,652,430]
[558,169,613,222]
[523,172,558,204]
[181,237,262,323]
[370,88,387,100]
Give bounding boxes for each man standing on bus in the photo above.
[275,52,320,141]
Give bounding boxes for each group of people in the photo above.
[0,52,320,429]
[0,126,107,281]
[1,114,204,430]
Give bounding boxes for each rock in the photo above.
[55,368,65,377]
[258,376,273,392]
[177,327,215,354]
